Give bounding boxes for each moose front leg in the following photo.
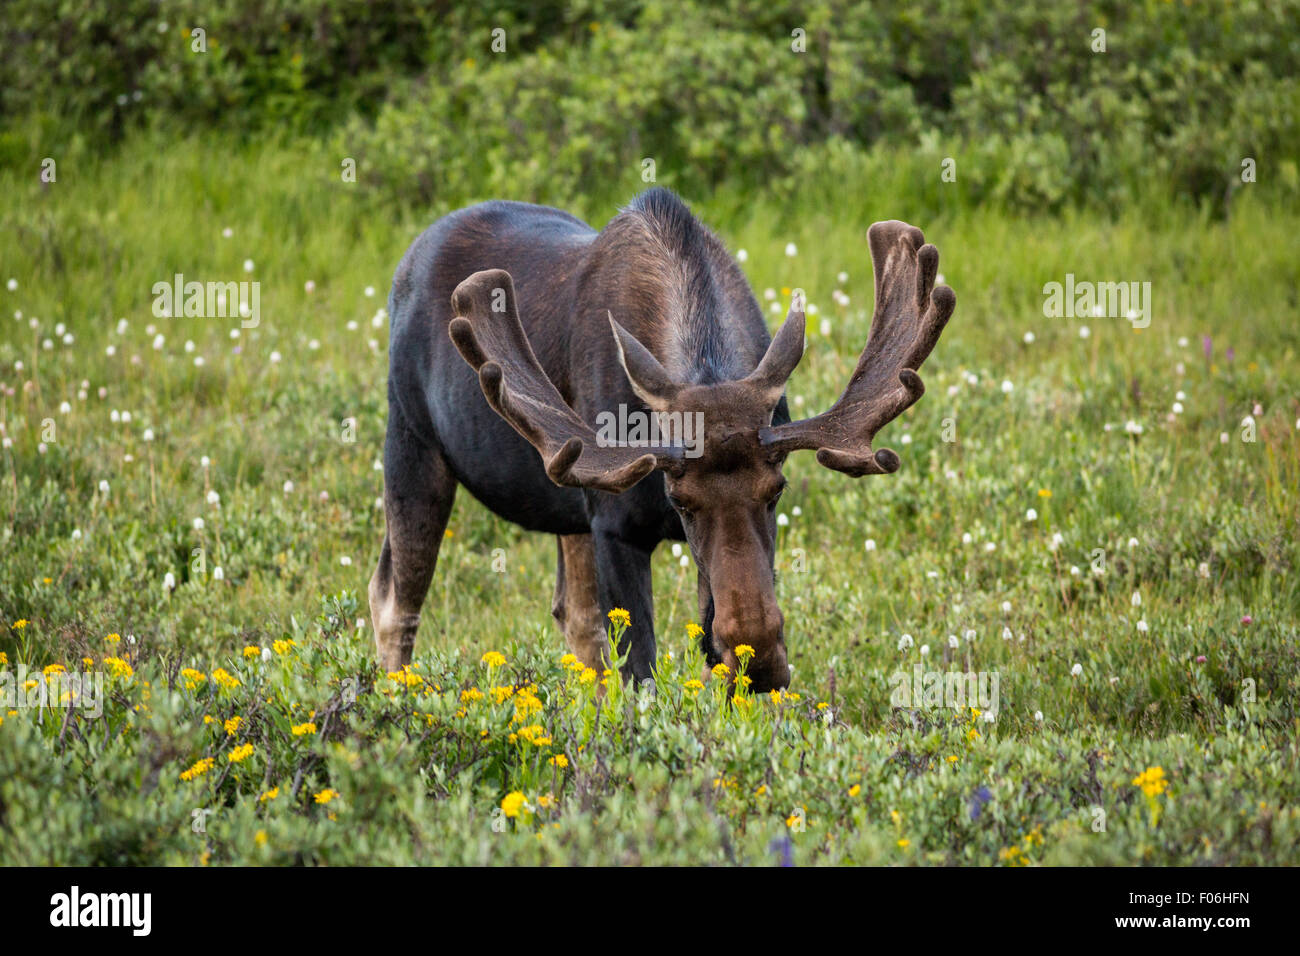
[591,527,657,685]
[551,534,609,671]
[369,414,458,673]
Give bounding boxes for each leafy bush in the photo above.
[336,13,811,216]
[1,0,443,136]
[5,1,1298,212]
[3,602,1295,864]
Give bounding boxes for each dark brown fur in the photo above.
[371,188,954,694]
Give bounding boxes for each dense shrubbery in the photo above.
[2,0,444,136]
[4,1,1298,213]
[3,598,1296,865]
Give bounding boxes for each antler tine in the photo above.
[758,221,955,477]
[448,269,668,494]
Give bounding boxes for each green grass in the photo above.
[1,131,1298,865]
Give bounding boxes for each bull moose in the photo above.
[369,187,954,693]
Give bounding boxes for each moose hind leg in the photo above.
[551,535,609,671]
[369,427,457,672]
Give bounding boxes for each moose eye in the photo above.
[668,495,694,516]
[767,481,788,507]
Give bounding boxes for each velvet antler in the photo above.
[449,269,679,493]
[758,221,955,475]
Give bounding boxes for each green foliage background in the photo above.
[0,1,1297,865]
[4,0,1299,214]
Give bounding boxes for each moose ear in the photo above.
[609,313,679,409]
[743,299,805,406]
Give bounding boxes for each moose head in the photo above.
[446,220,954,693]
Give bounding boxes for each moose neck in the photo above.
[581,188,770,388]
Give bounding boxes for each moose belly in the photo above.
[430,372,591,536]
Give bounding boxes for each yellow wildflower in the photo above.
[242,645,260,659]
[607,608,631,628]
[211,668,240,690]
[1132,766,1168,797]
[181,668,207,690]
[481,651,506,668]
[514,724,551,746]
[549,754,569,768]
[223,716,242,736]
[501,791,526,818]
[180,757,215,781]
[735,644,755,661]
[291,722,317,736]
[314,788,339,804]
[228,743,254,763]
[104,656,133,678]
[11,619,28,631]
[387,667,424,689]
[259,787,280,802]
[513,687,543,721]
[999,845,1027,866]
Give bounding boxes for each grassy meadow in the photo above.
[1,131,1298,864]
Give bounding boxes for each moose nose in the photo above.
[745,642,791,693]
[714,609,789,692]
